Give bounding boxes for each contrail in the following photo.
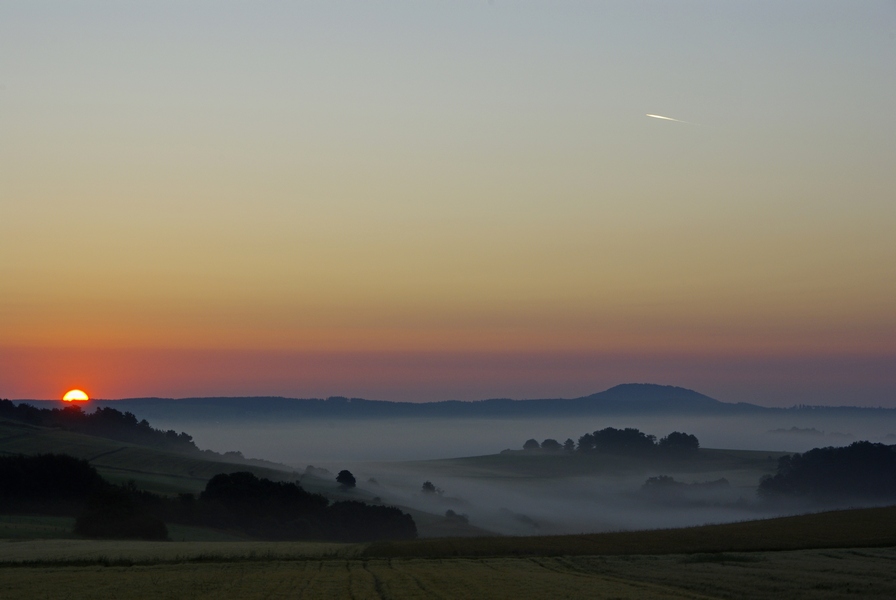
[646,113,696,125]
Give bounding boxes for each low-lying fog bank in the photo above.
[147,413,896,464]
[131,410,896,537]
[317,462,778,536]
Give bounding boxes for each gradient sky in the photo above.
[2,1,895,406]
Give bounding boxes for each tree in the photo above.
[592,427,656,455]
[336,470,356,489]
[577,433,596,453]
[563,438,575,453]
[541,439,562,451]
[523,438,540,451]
[658,432,700,455]
[421,481,436,494]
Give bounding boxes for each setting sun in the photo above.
[62,389,89,402]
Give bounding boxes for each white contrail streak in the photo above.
[646,113,696,125]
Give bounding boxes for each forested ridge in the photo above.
[0,399,197,453]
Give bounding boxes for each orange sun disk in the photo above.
[62,389,89,402]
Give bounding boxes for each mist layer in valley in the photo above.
[141,411,896,537]
[148,412,896,464]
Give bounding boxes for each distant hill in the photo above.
[16,383,893,422]
[571,383,771,414]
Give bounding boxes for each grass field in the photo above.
[1,547,895,599]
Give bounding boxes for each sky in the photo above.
[1,1,895,406]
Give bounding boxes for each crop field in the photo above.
[2,507,895,599]
[2,547,896,599]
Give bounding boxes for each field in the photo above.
[2,506,895,599]
[2,546,895,599]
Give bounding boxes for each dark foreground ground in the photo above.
[2,505,896,599]
[2,546,895,599]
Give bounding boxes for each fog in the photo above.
[151,412,896,464]
[323,461,773,537]
[136,410,896,536]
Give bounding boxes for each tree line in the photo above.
[0,399,197,453]
[522,428,699,456]
[0,454,416,542]
[759,441,896,503]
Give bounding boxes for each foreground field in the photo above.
[2,506,895,599]
[2,547,895,599]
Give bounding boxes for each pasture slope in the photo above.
[2,506,896,599]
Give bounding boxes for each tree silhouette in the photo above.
[658,432,700,455]
[75,487,168,540]
[336,470,356,489]
[541,439,562,451]
[759,441,896,502]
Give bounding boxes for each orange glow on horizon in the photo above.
[62,389,89,402]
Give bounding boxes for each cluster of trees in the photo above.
[0,400,197,453]
[523,438,576,452]
[523,428,699,456]
[0,454,168,539]
[75,483,169,540]
[0,453,106,514]
[191,471,416,541]
[759,441,896,503]
[0,454,416,542]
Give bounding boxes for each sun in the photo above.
[62,389,89,402]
